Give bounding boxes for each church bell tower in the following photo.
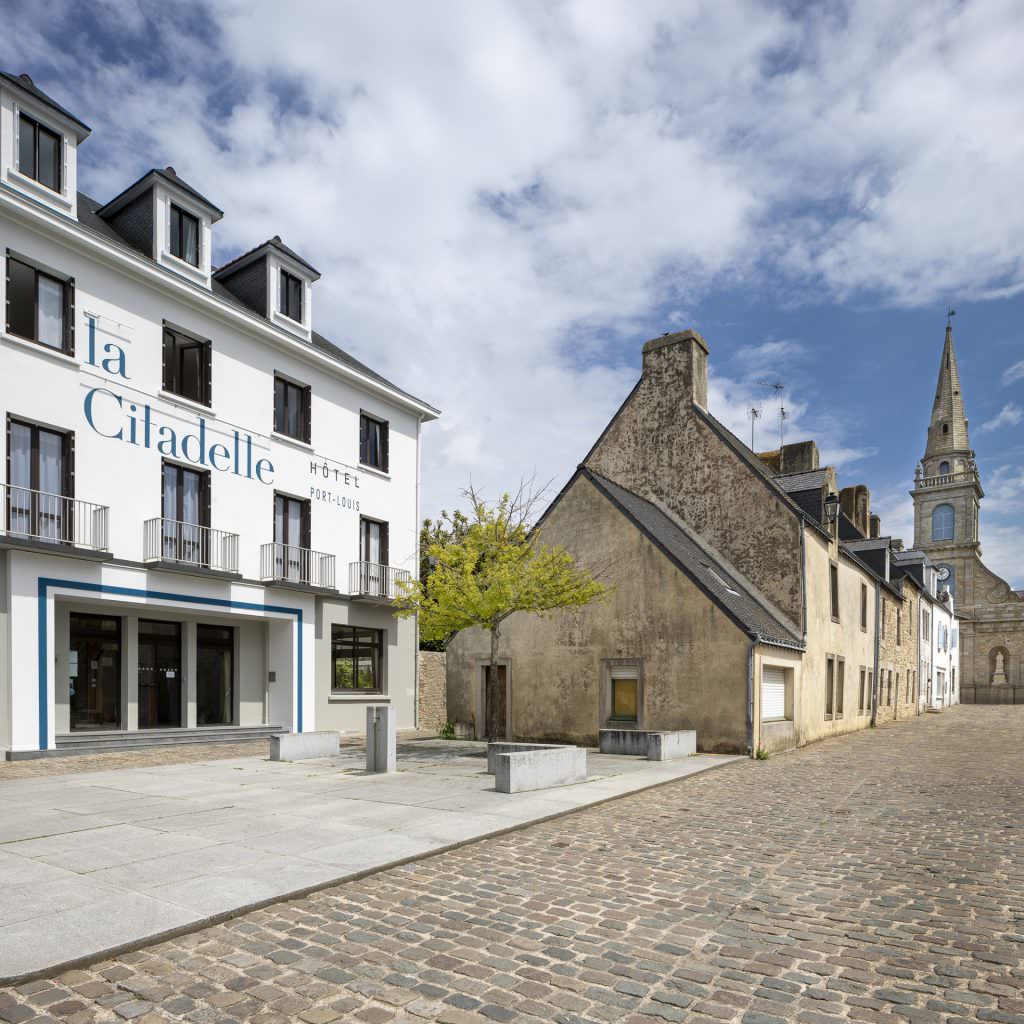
[910,320,984,602]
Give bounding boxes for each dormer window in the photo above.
[169,204,200,267]
[279,269,303,323]
[18,113,61,192]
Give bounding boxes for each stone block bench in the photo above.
[599,728,696,761]
[486,742,587,794]
[270,730,340,761]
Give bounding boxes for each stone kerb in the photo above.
[599,728,697,761]
[493,746,587,794]
[269,731,340,761]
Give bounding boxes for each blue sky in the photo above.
[4,0,1022,585]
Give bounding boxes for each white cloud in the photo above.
[977,403,1024,434]
[2,0,1023,520]
[1002,360,1024,386]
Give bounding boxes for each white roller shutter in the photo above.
[761,666,787,721]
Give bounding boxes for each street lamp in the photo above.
[824,492,840,526]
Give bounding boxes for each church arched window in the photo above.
[939,460,950,475]
[932,504,955,541]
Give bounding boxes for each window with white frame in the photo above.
[761,665,789,722]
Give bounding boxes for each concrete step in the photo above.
[53,725,283,756]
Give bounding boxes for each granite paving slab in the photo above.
[0,738,737,980]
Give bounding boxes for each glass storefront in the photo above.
[69,613,122,731]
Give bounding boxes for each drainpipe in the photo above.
[413,412,424,730]
[870,581,881,727]
[746,635,758,757]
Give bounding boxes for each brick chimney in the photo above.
[641,330,709,410]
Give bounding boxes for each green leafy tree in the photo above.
[416,509,470,651]
[397,483,606,729]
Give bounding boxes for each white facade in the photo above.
[0,73,438,755]
[917,563,960,710]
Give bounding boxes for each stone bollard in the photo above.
[366,705,397,773]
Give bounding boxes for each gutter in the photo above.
[0,185,440,420]
[799,519,808,643]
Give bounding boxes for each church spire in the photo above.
[923,318,971,465]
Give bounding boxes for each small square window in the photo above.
[274,375,311,443]
[169,204,200,266]
[359,413,389,471]
[18,114,62,192]
[280,269,303,322]
[331,625,383,693]
[610,678,638,722]
[163,326,211,405]
[5,255,73,354]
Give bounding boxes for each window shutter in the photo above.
[382,421,390,473]
[303,386,311,444]
[202,472,211,530]
[162,330,174,392]
[66,429,75,500]
[761,666,786,721]
[65,277,75,356]
[380,522,389,567]
[359,414,367,464]
[205,341,212,405]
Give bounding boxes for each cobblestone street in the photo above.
[2,706,1022,1024]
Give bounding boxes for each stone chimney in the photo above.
[869,514,881,538]
[839,484,871,536]
[641,330,709,410]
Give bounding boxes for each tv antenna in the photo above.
[756,381,787,452]
[747,404,761,450]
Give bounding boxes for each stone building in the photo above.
[446,330,907,755]
[910,324,1024,702]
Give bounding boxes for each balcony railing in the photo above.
[2,484,109,551]
[260,543,336,589]
[144,518,239,573]
[918,470,976,489]
[349,561,411,600]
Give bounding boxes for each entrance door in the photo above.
[138,620,182,728]
[196,624,234,725]
[69,614,121,730]
[483,664,508,740]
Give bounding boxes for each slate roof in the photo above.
[73,193,438,414]
[584,469,804,649]
[0,71,90,136]
[215,235,320,279]
[775,469,829,493]
[96,167,224,220]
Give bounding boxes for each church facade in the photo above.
[910,324,1024,702]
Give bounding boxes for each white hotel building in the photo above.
[0,72,439,758]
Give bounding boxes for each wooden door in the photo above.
[484,665,508,740]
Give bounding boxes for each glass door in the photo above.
[274,494,309,581]
[69,614,121,731]
[7,419,69,543]
[138,620,182,728]
[196,624,234,725]
[162,463,208,564]
[359,518,388,594]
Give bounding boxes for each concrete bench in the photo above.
[599,728,696,761]
[491,745,587,794]
[485,742,569,774]
[270,730,339,761]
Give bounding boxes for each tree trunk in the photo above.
[488,624,501,740]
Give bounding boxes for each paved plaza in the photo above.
[0,740,736,981]
[1,707,1023,1023]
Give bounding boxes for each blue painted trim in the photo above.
[36,577,303,750]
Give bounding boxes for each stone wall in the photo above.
[417,650,448,733]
